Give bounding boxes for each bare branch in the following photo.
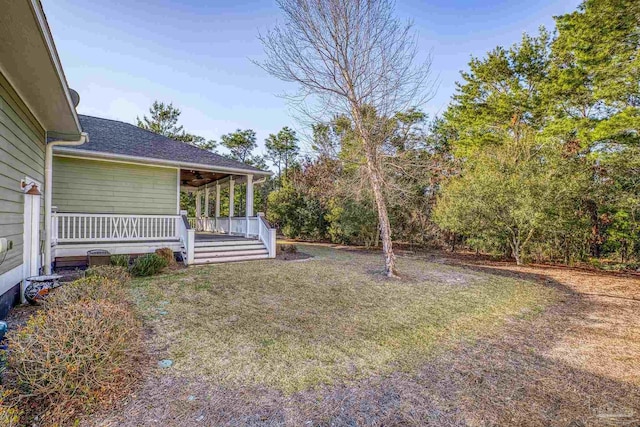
[258,0,435,276]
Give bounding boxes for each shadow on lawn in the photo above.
[92,259,640,427]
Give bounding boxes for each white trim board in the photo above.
[23,176,41,278]
[176,168,181,215]
[54,241,182,258]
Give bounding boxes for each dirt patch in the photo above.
[275,251,313,261]
[4,303,41,330]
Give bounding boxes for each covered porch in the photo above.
[180,167,277,264]
[50,166,276,266]
[182,169,261,236]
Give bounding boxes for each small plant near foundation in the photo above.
[130,253,169,277]
[110,254,131,268]
[155,248,176,266]
[52,276,129,305]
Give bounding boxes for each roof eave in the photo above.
[0,0,81,137]
[53,146,273,177]
[29,0,82,136]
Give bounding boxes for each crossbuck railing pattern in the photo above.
[51,212,277,263]
[52,213,181,243]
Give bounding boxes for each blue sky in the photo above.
[45,0,581,159]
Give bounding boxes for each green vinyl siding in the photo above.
[52,156,177,215]
[0,71,46,276]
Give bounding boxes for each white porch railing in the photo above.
[179,211,195,265]
[189,217,218,232]
[188,214,276,258]
[52,213,181,243]
[50,212,275,263]
[188,216,260,236]
[257,213,276,258]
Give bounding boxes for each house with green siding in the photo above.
[0,0,274,318]
[0,0,84,317]
[51,115,275,267]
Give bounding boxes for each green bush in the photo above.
[110,254,130,268]
[325,198,378,247]
[625,262,640,271]
[267,182,328,240]
[588,260,640,272]
[130,253,168,277]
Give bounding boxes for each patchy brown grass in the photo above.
[128,245,554,394]
[88,245,640,426]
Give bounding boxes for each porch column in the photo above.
[229,177,235,217]
[204,186,210,217]
[246,174,254,217]
[195,190,202,218]
[215,181,220,217]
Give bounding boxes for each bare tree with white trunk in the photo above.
[259,0,433,276]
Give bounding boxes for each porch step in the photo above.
[195,248,268,259]
[192,253,269,264]
[195,239,260,248]
[190,236,269,265]
[195,243,265,252]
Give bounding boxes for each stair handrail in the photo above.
[179,210,195,265]
[257,213,276,258]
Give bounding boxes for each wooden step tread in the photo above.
[195,244,265,252]
[194,239,262,248]
[192,254,269,264]
[195,249,268,258]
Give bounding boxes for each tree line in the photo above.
[138,0,639,272]
[264,0,639,269]
[434,0,639,266]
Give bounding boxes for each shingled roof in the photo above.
[55,115,269,175]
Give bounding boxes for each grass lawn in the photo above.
[129,244,556,393]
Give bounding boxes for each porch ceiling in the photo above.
[180,169,228,188]
[180,169,253,190]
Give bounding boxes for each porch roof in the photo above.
[53,115,271,176]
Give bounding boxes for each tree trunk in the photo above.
[284,158,289,180]
[277,161,282,187]
[512,245,522,265]
[364,147,397,277]
[510,239,522,265]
